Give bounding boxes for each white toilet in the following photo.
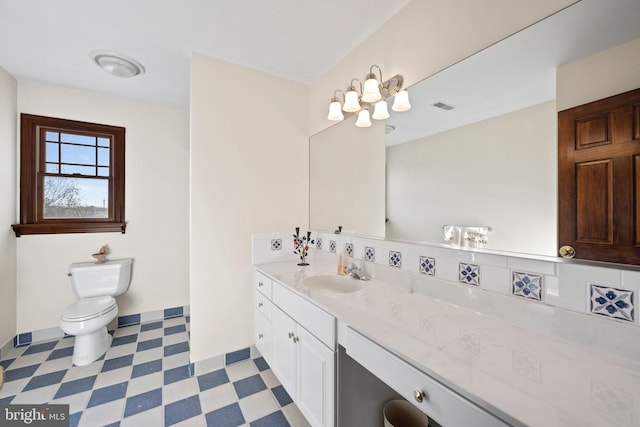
[60,258,133,366]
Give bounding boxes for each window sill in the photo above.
[11,222,127,237]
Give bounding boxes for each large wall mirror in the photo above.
[310,0,640,257]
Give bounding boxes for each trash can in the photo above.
[383,399,429,427]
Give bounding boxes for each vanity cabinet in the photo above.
[255,271,336,427]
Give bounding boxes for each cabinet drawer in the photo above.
[272,281,335,350]
[255,271,272,298]
[344,327,509,427]
[255,290,272,320]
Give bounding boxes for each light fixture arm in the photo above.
[366,64,383,83]
[331,89,344,103]
[347,78,362,94]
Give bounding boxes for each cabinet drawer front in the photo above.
[344,327,509,427]
[255,309,273,366]
[272,281,335,350]
[255,290,272,320]
[255,271,272,298]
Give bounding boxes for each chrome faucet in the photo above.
[346,260,371,281]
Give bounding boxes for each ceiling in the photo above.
[0,0,410,109]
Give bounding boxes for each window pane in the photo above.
[46,142,59,162]
[61,144,95,165]
[43,176,108,219]
[98,167,110,177]
[45,131,59,142]
[60,133,96,145]
[98,147,110,166]
[61,165,96,175]
[45,164,59,173]
[98,137,110,147]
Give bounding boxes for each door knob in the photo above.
[413,390,425,403]
[559,245,576,258]
[258,302,263,307]
[288,332,294,339]
[258,333,263,339]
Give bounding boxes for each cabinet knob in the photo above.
[258,282,264,287]
[293,336,299,343]
[258,302,263,307]
[558,245,576,259]
[288,332,294,339]
[413,390,425,403]
[258,333,263,339]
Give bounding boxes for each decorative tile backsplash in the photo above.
[512,271,543,302]
[459,263,480,286]
[365,246,375,262]
[345,243,354,256]
[590,284,634,322]
[271,239,282,251]
[389,251,402,268]
[253,231,640,329]
[419,256,435,276]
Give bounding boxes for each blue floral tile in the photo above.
[270,239,282,251]
[329,240,337,253]
[459,263,480,286]
[590,284,634,322]
[345,243,354,256]
[419,256,435,276]
[316,237,323,249]
[512,271,543,301]
[364,246,375,262]
[389,251,402,268]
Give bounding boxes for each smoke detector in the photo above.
[90,50,145,78]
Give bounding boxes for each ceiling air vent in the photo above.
[432,102,454,111]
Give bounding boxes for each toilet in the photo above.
[60,258,133,366]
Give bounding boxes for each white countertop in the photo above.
[256,260,640,427]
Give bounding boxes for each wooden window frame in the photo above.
[12,114,126,237]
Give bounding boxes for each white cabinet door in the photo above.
[297,326,335,427]
[271,305,298,399]
[254,309,273,367]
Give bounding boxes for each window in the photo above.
[12,114,126,236]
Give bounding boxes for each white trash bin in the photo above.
[383,400,429,427]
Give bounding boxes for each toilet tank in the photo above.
[69,258,133,298]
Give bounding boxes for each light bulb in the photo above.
[343,90,360,112]
[327,101,344,121]
[362,77,382,103]
[372,100,390,120]
[355,110,372,127]
[392,90,411,112]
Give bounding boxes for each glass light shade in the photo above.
[392,90,411,112]
[327,101,344,121]
[372,100,390,120]
[343,90,361,112]
[362,78,382,103]
[355,110,372,127]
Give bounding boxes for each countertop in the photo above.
[255,260,640,427]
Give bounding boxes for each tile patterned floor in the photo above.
[0,316,309,427]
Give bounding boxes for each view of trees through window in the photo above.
[42,130,110,219]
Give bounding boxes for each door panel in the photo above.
[575,160,612,243]
[271,306,297,399]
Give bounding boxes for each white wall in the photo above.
[310,119,385,237]
[309,0,576,135]
[557,37,640,110]
[386,101,557,256]
[15,81,190,334]
[0,66,17,349]
[190,53,309,362]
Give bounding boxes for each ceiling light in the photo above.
[327,65,409,128]
[90,50,145,78]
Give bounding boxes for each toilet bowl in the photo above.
[60,259,132,366]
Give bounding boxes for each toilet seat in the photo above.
[62,296,117,322]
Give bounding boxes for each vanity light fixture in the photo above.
[327,64,410,127]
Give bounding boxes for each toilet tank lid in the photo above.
[69,258,133,272]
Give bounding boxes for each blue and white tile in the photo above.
[119,405,163,427]
[590,284,635,322]
[389,251,402,268]
[419,256,436,276]
[345,243,354,257]
[459,263,480,286]
[364,246,376,263]
[512,271,544,301]
[238,389,281,423]
[554,263,622,314]
[79,398,126,426]
[329,240,337,253]
[199,382,238,414]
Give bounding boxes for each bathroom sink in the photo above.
[302,275,363,293]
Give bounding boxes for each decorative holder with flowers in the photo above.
[293,227,315,266]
